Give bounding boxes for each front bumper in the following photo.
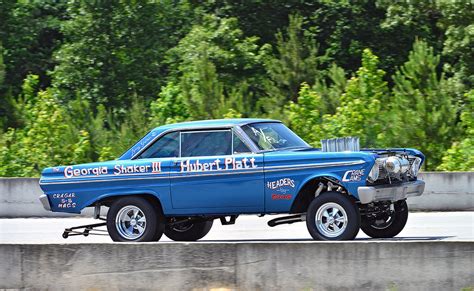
[39,194,51,211]
[357,180,425,204]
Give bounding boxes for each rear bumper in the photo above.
[357,180,425,204]
[39,194,51,211]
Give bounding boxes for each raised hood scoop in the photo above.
[321,137,360,152]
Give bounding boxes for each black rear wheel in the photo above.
[360,200,408,238]
[165,219,213,241]
[107,196,164,242]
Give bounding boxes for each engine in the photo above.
[367,154,422,184]
[320,137,423,185]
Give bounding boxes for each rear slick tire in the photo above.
[106,196,164,242]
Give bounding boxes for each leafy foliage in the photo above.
[0,75,91,176]
[163,14,263,119]
[262,14,320,109]
[0,2,472,175]
[318,49,388,148]
[51,1,194,111]
[285,83,322,146]
[437,91,474,171]
[389,40,457,169]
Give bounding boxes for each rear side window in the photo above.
[233,131,251,154]
[181,130,231,157]
[137,132,179,159]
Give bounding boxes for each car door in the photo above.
[170,128,264,213]
[133,131,180,211]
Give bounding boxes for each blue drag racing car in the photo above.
[39,119,425,241]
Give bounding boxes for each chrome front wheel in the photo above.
[306,191,360,240]
[315,202,348,238]
[115,206,147,240]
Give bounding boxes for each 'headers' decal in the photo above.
[267,178,295,190]
[267,178,296,195]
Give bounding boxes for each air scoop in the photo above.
[321,137,360,152]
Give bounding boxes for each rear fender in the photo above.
[83,190,170,215]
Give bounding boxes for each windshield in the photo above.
[242,122,310,151]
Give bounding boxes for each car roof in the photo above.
[118,118,280,160]
[153,118,280,131]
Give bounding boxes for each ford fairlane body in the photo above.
[39,119,425,241]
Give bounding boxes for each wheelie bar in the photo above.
[62,219,108,239]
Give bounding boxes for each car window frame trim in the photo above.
[131,125,261,160]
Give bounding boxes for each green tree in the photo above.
[437,90,474,171]
[194,1,316,45]
[0,42,5,128]
[380,1,474,89]
[67,96,151,161]
[164,14,263,119]
[149,82,190,126]
[181,50,226,119]
[284,83,323,145]
[312,64,346,115]
[390,40,457,169]
[52,1,194,111]
[262,14,320,114]
[437,1,474,88]
[0,1,66,129]
[0,75,91,177]
[0,1,66,94]
[203,1,419,76]
[319,49,388,147]
[0,43,4,87]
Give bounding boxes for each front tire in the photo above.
[360,200,408,238]
[107,196,164,242]
[306,191,360,240]
[165,220,213,241]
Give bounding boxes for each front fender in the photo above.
[296,172,344,195]
[291,161,374,208]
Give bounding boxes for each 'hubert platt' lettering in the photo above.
[180,157,257,172]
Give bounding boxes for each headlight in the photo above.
[367,162,380,182]
[410,157,422,177]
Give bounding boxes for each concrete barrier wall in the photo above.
[0,172,473,217]
[411,172,474,211]
[0,241,472,290]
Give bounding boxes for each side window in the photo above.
[137,132,179,159]
[233,131,251,154]
[181,130,231,157]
